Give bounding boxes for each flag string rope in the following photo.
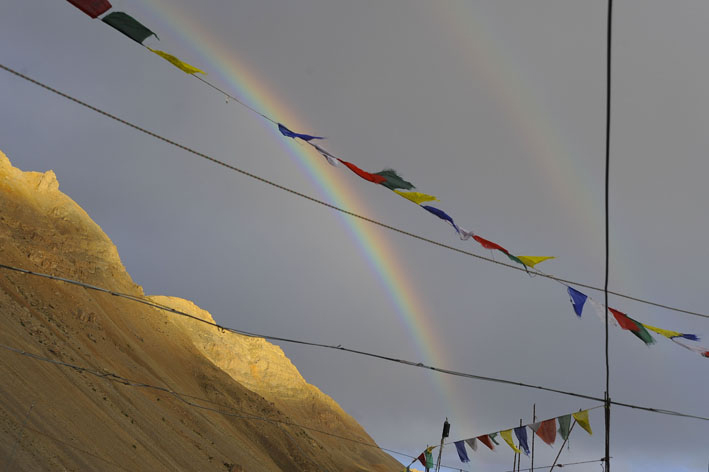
[0,62,706,324]
[1,263,707,422]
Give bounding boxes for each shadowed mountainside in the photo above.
[0,150,401,471]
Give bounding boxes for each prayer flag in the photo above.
[514,426,530,455]
[516,256,555,268]
[558,415,571,441]
[477,435,495,450]
[535,419,557,446]
[394,190,438,204]
[277,123,324,142]
[642,323,699,341]
[567,286,588,318]
[425,448,434,469]
[589,299,618,327]
[464,438,478,451]
[608,308,656,345]
[671,338,709,358]
[488,432,500,445]
[528,422,541,433]
[500,429,522,454]
[473,235,509,254]
[572,410,592,435]
[421,205,460,234]
[339,160,387,184]
[150,49,205,74]
[102,12,157,44]
[311,143,340,167]
[417,453,426,468]
[375,169,415,191]
[66,0,111,18]
[454,441,470,463]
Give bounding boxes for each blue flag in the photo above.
[421,205,461,234]
[277,123,324,141]
[567,286,588,318]
[514,426,530,456]
[454,441,470,463]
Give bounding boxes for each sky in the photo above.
[1,1,708,470]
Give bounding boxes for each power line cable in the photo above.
[1,263,707,423]
[0,63,707,323]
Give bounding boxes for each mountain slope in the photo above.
[0,150,400,471]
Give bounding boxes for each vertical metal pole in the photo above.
[435,419,449,472]
[530,404,536,472]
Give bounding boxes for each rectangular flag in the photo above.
[102,12,157,44]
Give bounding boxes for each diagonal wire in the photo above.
[0,63,707,322]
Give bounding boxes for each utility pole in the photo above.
[434,418,449,472]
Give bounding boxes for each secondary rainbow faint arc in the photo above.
[139,1,457,405]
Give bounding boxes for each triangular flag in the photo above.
[589,299,618,327]
[473,235,509,254]
[417,453,426,468]
[375,169,415,191]
[488,432,500,445]
[514,426,530,455]
[671,338,709,358]
[394,190,438,205]
[424,447,434,469]
[464,438,478,451]
[476,435,495,450]
[102,12,158,44]
[66,0,112,18]
[572,410,592,435]
[608,308,656,345]
[454,441,470,463]
[150,49,205,74]
[642,323,699,341]
[528,422,541,433]
[567,286,588,318]
[421,205,462,235]
[277,123,324,142]
[535,419,557,446]
[516,256,555,268]
[500,429,522,454]
[339,160,388,184]
[558,415,571,441]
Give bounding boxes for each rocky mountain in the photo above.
[0,150,401,471]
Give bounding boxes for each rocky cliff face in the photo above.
[0,150,400,471]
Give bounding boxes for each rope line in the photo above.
[0,63,707,322]
[2,263,708,422]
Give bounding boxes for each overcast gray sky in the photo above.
[1,1,708,470]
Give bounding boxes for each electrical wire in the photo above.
[0,62,707,323]
[1,262,708,423]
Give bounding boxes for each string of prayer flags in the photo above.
[102,12,158,44]
[530,418,557,446]
[500,429,522,454]
[277,123,324,142]
[572,410,593,435]
[67,0,111,18]
[394,190,438,205]
[516,256,555,268]
[608,308,656,346]
[558,415,572,441]
[477,435,495,450]
[376,169,415,191]
[454,441,470,463]
[567,286,588,318]
[149,49,205,75]
[513,426,531,455]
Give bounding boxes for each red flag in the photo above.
[66,0,112,18]
[477,435,495,450]
[417,453,426,467]
[608,307,638,331]
[340,160,387,184]
[535,419,557,446]
[473,235,509,254]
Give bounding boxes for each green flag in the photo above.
[558,414,572,440]
[375,169,415,191]
[102,12,158,44]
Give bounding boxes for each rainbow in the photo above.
[138,0,460,418]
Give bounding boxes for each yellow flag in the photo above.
[150,49,206,75]
[642,323,682,339]
[517,256,555,268]
[572,410,592,435]
[500,429,522,454]
[394,190,438,205]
